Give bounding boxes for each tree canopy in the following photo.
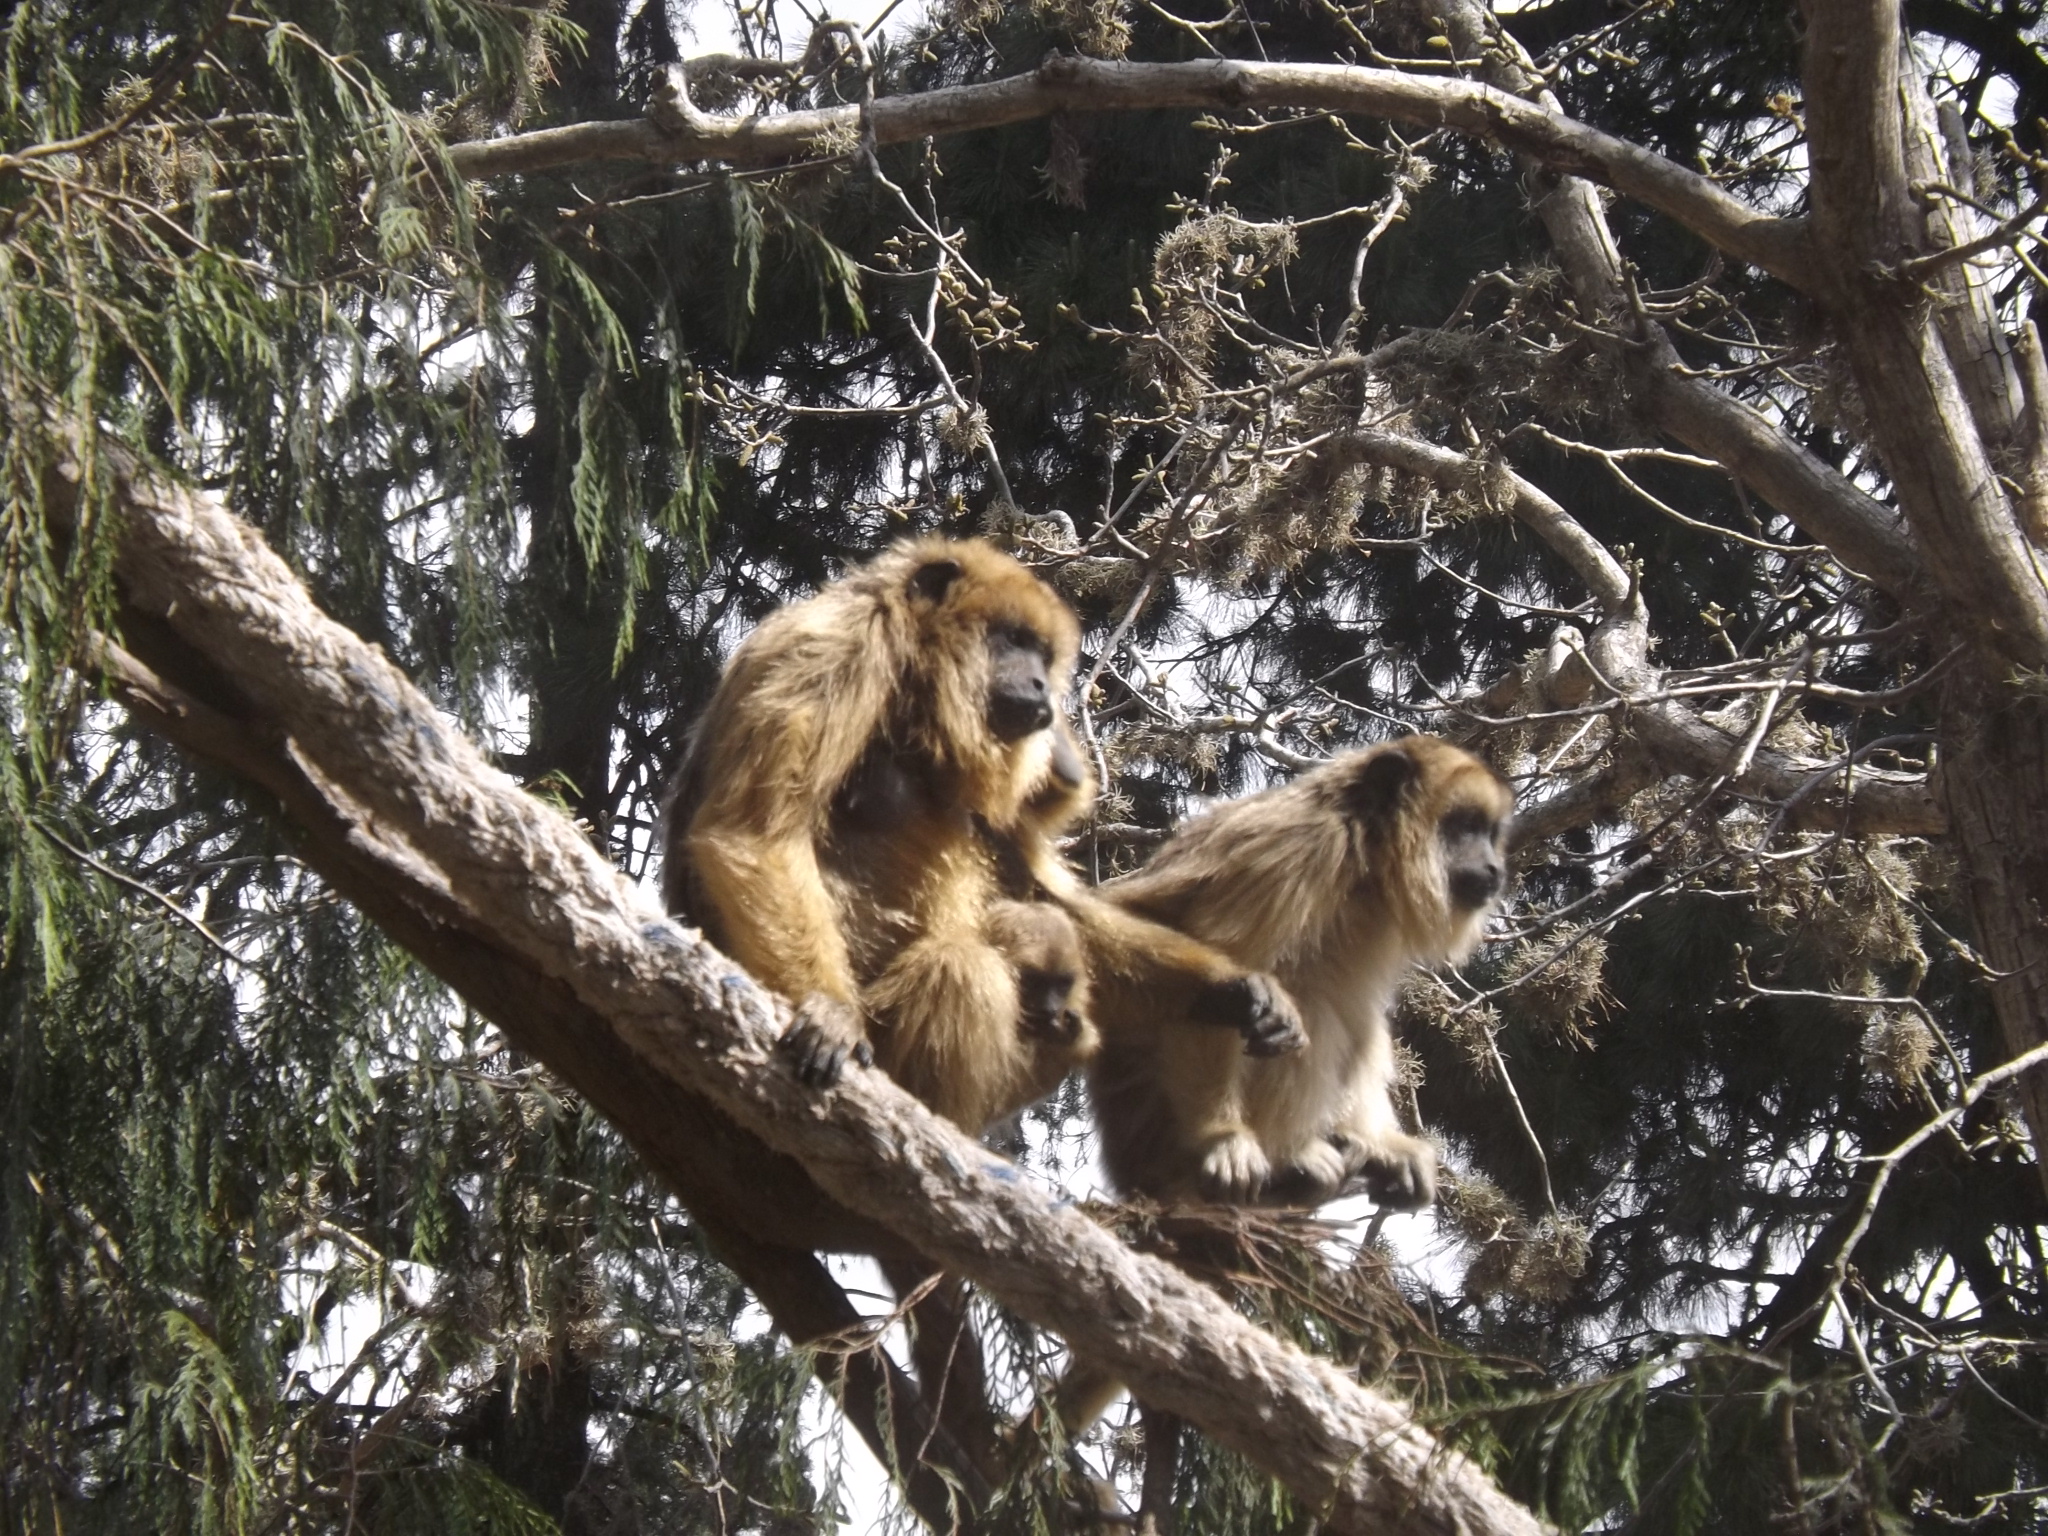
[3,0,2046,1533]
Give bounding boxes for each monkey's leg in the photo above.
[1136,1405,1182,1536]
[1155,1024,1270,1202]
[878,1254,1003,1482]
[1247,1046,1356,1208]
[863,930,1026,1131]
[1329,1018,1437,1210]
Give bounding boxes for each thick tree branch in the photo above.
[449,53,1810,288]
[1629,331,1922,598]
[94,611,895,1259]
[1800,0,2048,1201]
[1802,0,2048,667]
[74,451,1546,1536]
[96,624,994,1527]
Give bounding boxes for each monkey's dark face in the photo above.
[1015,964,1084,1044]
[1439,802,1510,912]
[984,622,1056,742]
[1334,741,1513,939]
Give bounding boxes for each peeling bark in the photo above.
[1799,0,2048,1194]
[1802,0,2048,669]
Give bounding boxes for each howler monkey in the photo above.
[1047,737,1512,1437]
[1092,735,1514,1207]
[662,537,1302,1137]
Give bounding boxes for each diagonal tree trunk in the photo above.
[98,609,988,1531]
[57,445,1547,1536]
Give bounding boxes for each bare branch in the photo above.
[449,53,1809,287]
[1339,422,1945,836]
[1412,1,1922,599]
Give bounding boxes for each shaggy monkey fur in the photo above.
[662,537,1302,1138]
[1093,735,1514,1208]
[1048,737,1511,1437]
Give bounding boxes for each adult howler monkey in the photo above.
[662,537,1302,1137]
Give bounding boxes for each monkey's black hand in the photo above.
[1333,1132,1438,1211]
[1190,972,1307,1057]
[1020,1004,1087,1046]
[1017,972,1084,1044]
[780,994,872,1088]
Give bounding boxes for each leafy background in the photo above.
[1,0,2041,1532]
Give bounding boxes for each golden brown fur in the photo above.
[1047,737,1511,1436]
[1092,736,1514,1207]
[663,538,1303,1141]
[663,537,1098,1132]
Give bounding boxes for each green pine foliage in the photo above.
[2,0,2044,1531]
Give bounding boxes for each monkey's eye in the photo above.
[999,623,1049,657]
[1440,807,1495,841]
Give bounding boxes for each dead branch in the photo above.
[449,52,1806,288]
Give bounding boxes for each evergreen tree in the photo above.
[3,0,2045,1532]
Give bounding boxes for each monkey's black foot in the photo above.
[1190,972,1307,1057]
[1335,1132,1438,1211]
[1019,1000,1086,1045]
[1263,1138,1350,1207]
[780,994,872,1087]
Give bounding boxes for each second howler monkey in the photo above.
[1093,736,1514,1207]
[1045,738,1511,1438]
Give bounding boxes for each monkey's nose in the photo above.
[1450,862,1504,909]
[990,692,1056,740]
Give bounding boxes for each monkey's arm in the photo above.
[1047,880,1305,1056]
[681,623,896,1082]
[686,819,876,1084]
[686,821,857,999]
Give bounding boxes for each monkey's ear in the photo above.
[907,559,964,605]
[1339,745,1420,825]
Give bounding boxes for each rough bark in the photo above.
[1933,659,2048,1198]
[1798,0,2048,1194]
[1802,0,2048,669]
[97,618,998,1528]
[70,449,1548,1536]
